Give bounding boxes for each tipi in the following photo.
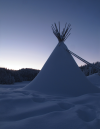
[24,23,100,96]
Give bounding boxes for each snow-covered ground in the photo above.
[0,74,100,129]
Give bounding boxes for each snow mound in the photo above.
[87,73,100,88]
[24,42,100,96]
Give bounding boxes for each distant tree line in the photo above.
[0,62,100,84]
[80,62,100,76]
[0,68,40,84]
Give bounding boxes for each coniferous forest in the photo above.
[80,62,100,76]
[0,62,100,84]
[0,68,39,84]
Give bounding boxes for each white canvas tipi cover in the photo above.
[24,42,100,96]
[24,23,100,96]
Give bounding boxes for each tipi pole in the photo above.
[67,49,100,72]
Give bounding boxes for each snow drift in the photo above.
[24,42,100,96]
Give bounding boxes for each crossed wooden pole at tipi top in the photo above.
[51,22,100,76]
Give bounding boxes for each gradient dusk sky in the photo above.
[0,0,100,70]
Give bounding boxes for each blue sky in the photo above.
[0,0,100,70]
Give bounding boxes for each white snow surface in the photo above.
[87,73,100,88]
[0,75,100,129]
[0,42,100,129]
[24,42,100,96]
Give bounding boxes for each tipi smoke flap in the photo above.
[24,23,100,96]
